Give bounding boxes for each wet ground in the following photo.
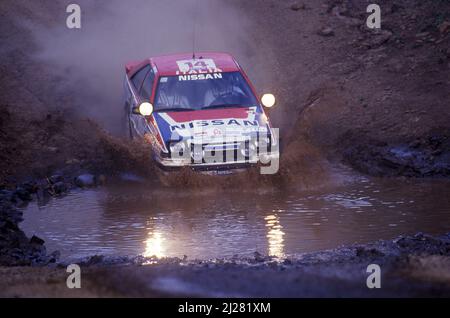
[21,176,450,262]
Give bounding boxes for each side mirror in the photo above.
[133,102,154,116]
[261,94,276,108]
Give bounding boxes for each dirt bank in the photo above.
[243,0,450,177]
[1,232,449,297]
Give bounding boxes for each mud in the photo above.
[341,128,450,177]
[1,232,449,297]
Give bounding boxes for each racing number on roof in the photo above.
[176,59,221,74]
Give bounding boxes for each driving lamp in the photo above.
[138,102,153,116]
[261,94,276,108]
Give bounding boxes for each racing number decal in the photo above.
[176,59,222,75]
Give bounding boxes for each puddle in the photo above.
[20,178,450,261]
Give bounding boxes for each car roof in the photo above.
[150,52,241,76]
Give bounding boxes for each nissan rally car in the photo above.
[123,52,279,174]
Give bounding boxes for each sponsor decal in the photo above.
[170,119,259,132]
[178,73,223,81]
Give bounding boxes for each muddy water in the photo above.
[21,177,450,261]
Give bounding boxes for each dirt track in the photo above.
[1,0,449,186]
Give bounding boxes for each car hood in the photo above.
[152,106,269,144]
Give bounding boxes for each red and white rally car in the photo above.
[123,52,279,174]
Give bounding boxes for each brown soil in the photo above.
[244,0,450,176]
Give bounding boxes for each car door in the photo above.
[128,64,152,137]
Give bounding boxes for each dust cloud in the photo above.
[29,0,259,134]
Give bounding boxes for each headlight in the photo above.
[261,94,276,108]
[138,102,153,116]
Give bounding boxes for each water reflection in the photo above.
[20,178,450,260]
[265,214,285,258]
[143,231,165,258]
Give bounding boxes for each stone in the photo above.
[14,187,32,201]
[366,30,392,48]
[46,146,58,153]
[318,27,334,37]
[53,181,67,194]
[96,175,106,185]
[290,3,305,11]
[438,21,450,34]
[30,235,45,246]
[75,174,95,187]
[49,175,63,184]
[415,32,429,38]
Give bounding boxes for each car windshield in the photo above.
[154,71,258,111]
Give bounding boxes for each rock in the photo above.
[283,259,293,265]
[53,181,67,194]
[415,32,429,38]
[343,17,363,27]
[48,250,61,263]
[119,173,145,183]
[438,21,450,34]
[254,251,265,262]
[390,3,402,14]
[75,174,95,187]
[21,181,37,194]
[290,3,305,11]
[318,27,334,37]
[356,246,385,258]
[386,59,404,73]
[14,187,32,201]
[445,48,450,58]
[65,158,81,165]
[366,30,392,48]
[96,174,106,185]
[30,235,45,246]
[84,255,105,266]
[49,175,63,184]
[0,189,14,201]
[331,6,363,27]
[46,146,58,153]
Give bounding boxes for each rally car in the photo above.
[123,52,279,174]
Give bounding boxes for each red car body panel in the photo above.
[124,52,277,171]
